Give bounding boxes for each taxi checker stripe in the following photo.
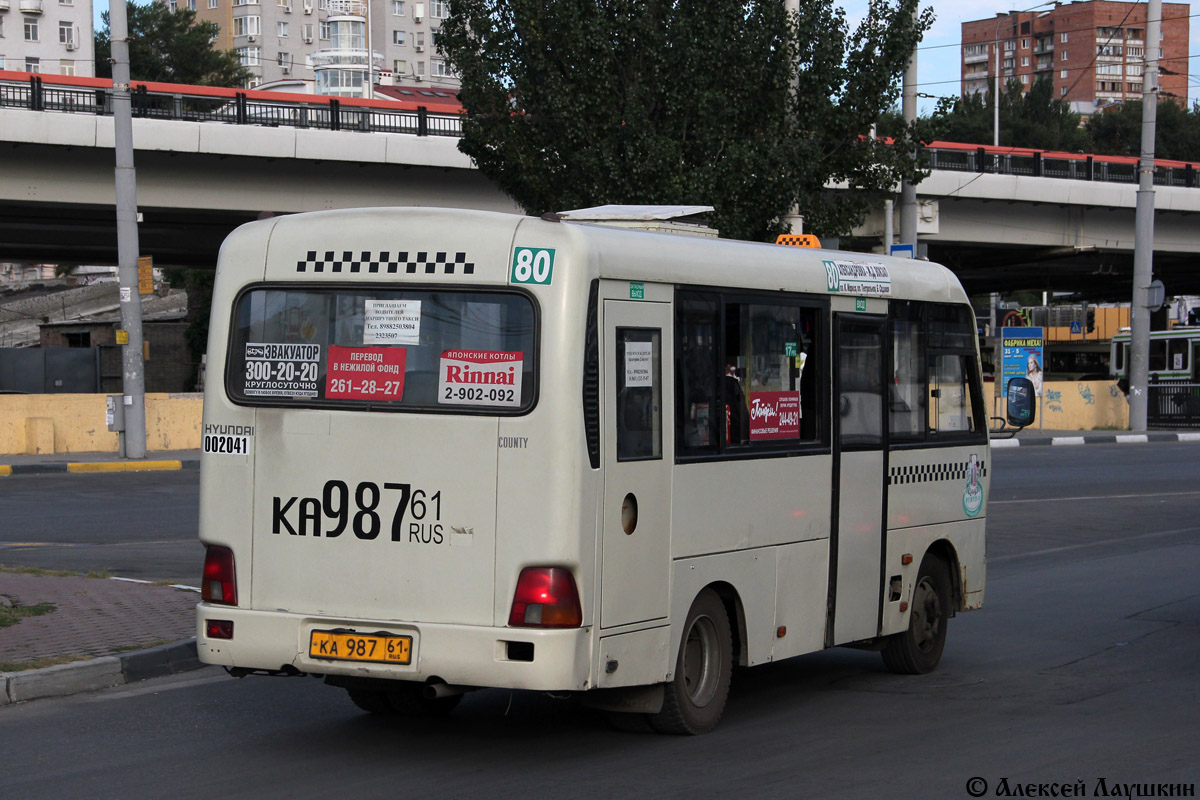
[888,461,987,486]
[296,250,474,275]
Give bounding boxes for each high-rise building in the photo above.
[0,0,95,77]
[960,1,1189,111]
[187,0,459,94]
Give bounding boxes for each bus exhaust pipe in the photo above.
[424,681,472,699]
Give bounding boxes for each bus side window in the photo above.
[676,294,720,452]
[890,303,924,441]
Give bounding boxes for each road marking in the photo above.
[991,490,1200,505]
[990,525,1200,563]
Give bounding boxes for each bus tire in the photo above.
[882,553,950,675]
[650,589,732,735]
[346,688,396,715]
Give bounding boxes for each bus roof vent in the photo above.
[553,205,718,238]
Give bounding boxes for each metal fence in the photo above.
[1147,382,1200,428]
[0,76,462,137]
[925,145,1196,188]
[0,347,102,394]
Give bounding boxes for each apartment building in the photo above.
[0,0,95,77]
[961,1,1189,110]
[188,0,459,94]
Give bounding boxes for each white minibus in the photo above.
[198,207,997,734]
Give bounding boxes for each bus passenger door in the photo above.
[831,314,887,645]
[600,299,673,629]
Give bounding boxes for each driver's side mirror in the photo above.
[1006,377,1036,429]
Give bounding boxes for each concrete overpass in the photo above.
[2,76,1199,297]
[849,145,1200,297]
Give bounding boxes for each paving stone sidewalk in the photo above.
[0,571,200,703]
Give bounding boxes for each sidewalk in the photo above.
[0,570,202,705]
[1,448,205,705]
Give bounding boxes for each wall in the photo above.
[997,379,1130,430]
[0,393,203,455]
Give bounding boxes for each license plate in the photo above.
[309,631,412,665]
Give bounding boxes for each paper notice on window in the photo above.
[624,342,653,387]
[364,299,421,345]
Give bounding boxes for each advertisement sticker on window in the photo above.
[325,345,407,401]
[624,342,654,387]
[438,350,523,407]
[749,391,800,440]
[243,343,322,398]
[364,299,421,345]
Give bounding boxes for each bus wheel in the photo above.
[388,683,462,716]
[346,688,395,715]
[882,554,950,675]
[650,589,732,735]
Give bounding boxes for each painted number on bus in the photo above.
[511,247,555,285]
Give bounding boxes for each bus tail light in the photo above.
[508,567,582,628]
[202,545,238,606]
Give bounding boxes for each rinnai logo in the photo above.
[438,351,524,407]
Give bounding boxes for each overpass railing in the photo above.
[0,74,462,137]
[924,141,1198,189]
[3,72,1198,186]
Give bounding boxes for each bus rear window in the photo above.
[226,286,537,413]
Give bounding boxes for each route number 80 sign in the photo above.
[511,247,555,285]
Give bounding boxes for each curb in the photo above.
[990,432,1200,448]
[1,638,203,705]
[0,459,199,476]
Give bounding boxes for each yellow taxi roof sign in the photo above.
[775,234,821,248]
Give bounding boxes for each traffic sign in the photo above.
[1070,321,1083,334]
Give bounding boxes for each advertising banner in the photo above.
[1002,326,1044,397]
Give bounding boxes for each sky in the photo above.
[93,0,1199,111]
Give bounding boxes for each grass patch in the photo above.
[0,654,82,673]
[0,601,57,629]
[111,639,172,654]
[0,565,112,579]
[0,564,79,578]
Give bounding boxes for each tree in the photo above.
[1086,98,1200,162]
[437,0,933,241]
[927,78,1088,152]
[95,2,251,87]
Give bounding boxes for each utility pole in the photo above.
[109,0,147,458]
[898,49,918,248]
[1128,0,1162,431]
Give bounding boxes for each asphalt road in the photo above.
[0,470,200,583]
[1,443,1197,799]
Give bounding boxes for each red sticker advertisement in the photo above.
[438,350,523,407]
[325,345,407,401]
[749,391,800,440]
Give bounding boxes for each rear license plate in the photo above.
[309,631,412,665]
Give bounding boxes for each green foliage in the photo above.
[0,602,56,630]
[929,78,1087,151]
[1086,99,1200,161]
[438,0,932,240]
[95,2,252,87]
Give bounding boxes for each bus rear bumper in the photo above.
[197,604,594,692]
